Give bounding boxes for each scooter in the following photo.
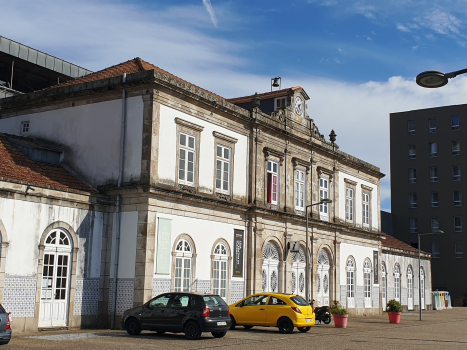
[310,300,332,324]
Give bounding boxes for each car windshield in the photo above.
[290,296,309,306]
[203,295,227,307]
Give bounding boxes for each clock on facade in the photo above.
[294,97,303,116]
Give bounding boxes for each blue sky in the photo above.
[3,0,467,210]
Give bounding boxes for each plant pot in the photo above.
[388,312,401,324]
[332,314,348,328]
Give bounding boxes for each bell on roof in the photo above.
[271,77,281,91]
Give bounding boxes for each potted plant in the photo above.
[386,299,402,324]
[329,300,348,328]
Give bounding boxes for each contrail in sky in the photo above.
[203,0,218,27]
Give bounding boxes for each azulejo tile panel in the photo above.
[108,278,134,315]
[372,285,380,309]
[3,275,37,318]
[153,279,171,297]
[74,278,99,316]
[195,280,210,294]
[230,281,244,303]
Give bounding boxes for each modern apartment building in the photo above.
[390,104,466,299]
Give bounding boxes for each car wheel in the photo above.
[229,315,237,330]
[298,326,311,333]
[126,318,141,336]
[243,325,254,330]
[278,317,294,334]
[184,321,201,340]
[211,331,227,338]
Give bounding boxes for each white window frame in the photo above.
[431,217,439,233]
[407,266,414,310]
[409,169,416,184]
[453,165,461,181]
[431,192,438,208]
[429,118,436,133]
[294,169,305,211]
[451,116,460,131]
[215,144,231,194]
[363,260,371,308]
[345,188,354,222]
[432,242,440,258]
[381,263,387,310]
[363,193,370,226]
[408,145,416,159]
[429,142,437,157]
[430,167,438,183]
[410,217,418,233]
[319,177,330,220]
[21,121,30,135]
[267,160,279,205]
[455,242,464,258]
[274,97,286,111]
[178,132,196,186]
[394,265,400,302]
[454,216,462,232]
[212,243,228,299]
[409,193,417,208]
[174,239,193,292]
[346,258,356,308]
[454,191,462,206]
[407,120,415,135]
[452,140,460,156]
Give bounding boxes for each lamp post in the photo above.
[416,68,467,88]
[418,230,443,321]
[305,198,332,302]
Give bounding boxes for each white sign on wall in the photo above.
[156,218,172,274]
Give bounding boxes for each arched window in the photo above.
[291,246,305,295]
[346,258,355,308]
[381,263,387,310]
[420,267,425,309]
[394,264,401,302]
[363,259,372,308]
[174,239,193,292]
[213,243,228,299]
[262,242,279,292]
[407,266,414,310]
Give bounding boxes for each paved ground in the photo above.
[7,308,467,349]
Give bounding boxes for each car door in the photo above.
[236,295,269,325]
[139,294,172,330]
[265,296,288,325]
[165,294,193,332]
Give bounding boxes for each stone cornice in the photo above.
[361,184,373,191]
[344,178,357,186]
[174,117,204,132]
[292,157,311,174]
[212,131,238,144]
[263,147,285,164]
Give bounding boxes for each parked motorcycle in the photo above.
[310,300,331,324]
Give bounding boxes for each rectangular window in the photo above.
[431,217,439,233]
[431,192,438,208]
[408,120,415,135]
[294,169,305,210]
[21,121,29,135]
[267,160,278,205]
[451,116,460,130]
[215,145,231,194]
[429,142,437,157]
[453,165,461,181]
[363,193,370,226]
[409,169,417,184]
[432,242,440,258]
[319,177,329,219]
[454,191,462,206]
[430,167,438,182]
[429,118,436,133]
[178,133,196,186]
[345,188,354,222]
[409,193,417,208]
[410,217,417,233]
[408,145,416,159]
[454,217,462,232]
[452,140,460,156]
[455,242,464,258]
[275,97,286,110]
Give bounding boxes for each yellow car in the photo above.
[229,293,315,333]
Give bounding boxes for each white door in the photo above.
[39,230,72,328]
[420,268,425,309]
[262,242,279,293]
[317,249,330,306]
[346,258,355,308]
[291,247,306,296]
[407,267,414,310]
[381,264,387,310]
[363,260,372,308]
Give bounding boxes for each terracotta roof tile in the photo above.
[381,233,424,254]
[44,57,225,101]
[0,135,95,194]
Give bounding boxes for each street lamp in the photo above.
[416,68,467,88]
[305,198,332,302]
[418,230,443,321]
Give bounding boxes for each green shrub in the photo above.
[386,299,402,313]
[329,300,348,315]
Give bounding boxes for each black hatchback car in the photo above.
[121,292,231,340]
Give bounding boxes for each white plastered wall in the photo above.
[109,211,138,279]
[339,242,379,289]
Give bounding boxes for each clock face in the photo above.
[295,97,304,115]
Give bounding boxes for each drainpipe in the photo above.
[111,73,127,329]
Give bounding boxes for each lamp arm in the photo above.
[445,68,467,79]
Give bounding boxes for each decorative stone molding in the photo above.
[212,131,238,144]
[317,166,333,178]
[179,184,196,194]
[361,184,373,191]
[263,147,285,164]
[344,178,358,186]
[174,117,204,132]
[292,157,311,174]
[215,192,231,202]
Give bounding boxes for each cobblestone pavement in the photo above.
[8,308,467,349]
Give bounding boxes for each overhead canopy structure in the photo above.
[0,36,92,95]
